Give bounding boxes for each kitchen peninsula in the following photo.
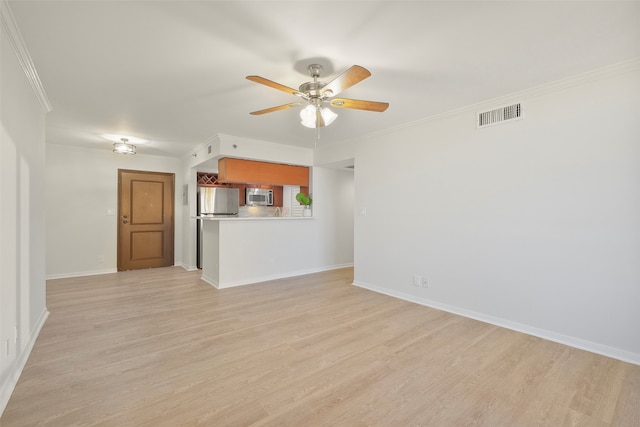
[199,215,315,288]
[198,156,320,288]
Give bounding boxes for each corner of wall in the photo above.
[0,307,49,416]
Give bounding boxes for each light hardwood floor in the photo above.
[2,267,639,426]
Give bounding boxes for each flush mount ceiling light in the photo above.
[246,64,388,128]
[103,134,146,154]
[113,138,136,155]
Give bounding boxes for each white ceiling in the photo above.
[8,1,640,157]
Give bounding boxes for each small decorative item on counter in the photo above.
[296,192,312,217]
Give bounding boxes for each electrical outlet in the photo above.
[421,277,429,288]
[97,255,105,263]
[413,275,421,286]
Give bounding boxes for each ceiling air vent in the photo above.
[477,103,522,128]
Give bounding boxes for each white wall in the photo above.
[0,6,49,413]
[312,167,354,266]
[180,162,199,270]
[218,134,314,166]
[45,145,184,278]
[352,65,640,363]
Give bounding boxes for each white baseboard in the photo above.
[200,273,220,289]
[179,263,199,272]
[46,268,117,280]
[47,264,201,279]
[353,280,640,366]
[0,307,49,416]
[202,263,354,289]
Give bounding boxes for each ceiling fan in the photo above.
[246,64,389,128]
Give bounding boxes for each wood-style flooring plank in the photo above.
[2,267,639,426]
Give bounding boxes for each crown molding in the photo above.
[1,0,52,112]
[343,57,640,144]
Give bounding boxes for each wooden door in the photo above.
[118,169,174,271]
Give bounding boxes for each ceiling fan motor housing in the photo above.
[299,81,327,98]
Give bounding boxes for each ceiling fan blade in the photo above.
[329,98,389,112]
[320,65,371,97]
[246,75,307,98]
[250,102,303,115]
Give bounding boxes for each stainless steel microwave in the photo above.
[246,188,273,206]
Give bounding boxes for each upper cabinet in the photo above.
[218,158,309,187]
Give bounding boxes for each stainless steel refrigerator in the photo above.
[197,187,239,268]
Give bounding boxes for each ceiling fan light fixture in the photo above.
[300,105,337,128]
[113,138,136,155]
[320,107,338,126]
